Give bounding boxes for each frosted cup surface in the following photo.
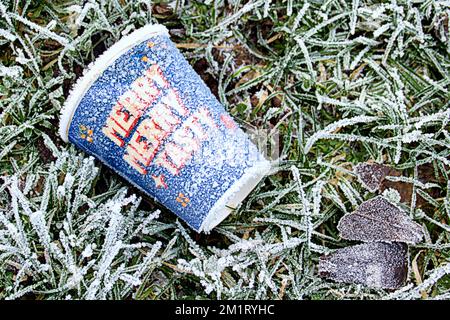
[59,24,271,232]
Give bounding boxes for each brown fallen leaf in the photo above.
[354,162,401,192]
[235,69,261,88]
[337,196,424,244]
[318,242,408,290]
[354,162,443,207]
[152,3,173,16]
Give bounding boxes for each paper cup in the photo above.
[59,24,271,232]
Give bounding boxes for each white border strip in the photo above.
[58,24,169,142]
[199,159,272,232]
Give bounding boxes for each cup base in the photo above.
[199,159,271,233]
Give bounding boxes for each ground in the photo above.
[0,0,449,300]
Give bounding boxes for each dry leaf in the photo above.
[235,69,261,88]
[354,162,401,192]
[337,196,424,244]
[354,162,443,206]
[319,242,408,289]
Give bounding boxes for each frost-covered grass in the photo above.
[0,0,450,300]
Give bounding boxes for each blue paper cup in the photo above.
[59,24,271,232]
